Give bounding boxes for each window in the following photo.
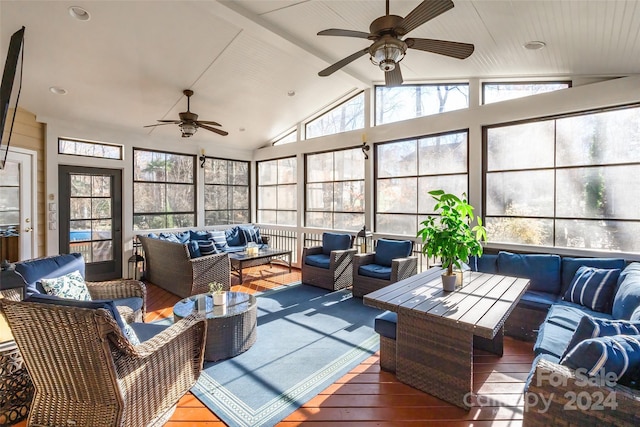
[483,81,571,104]
[257,157,297,225]
[0,161,19,228]
[306,148,365,231]
[485,104,640,253]
[305,92,365,139]
[273,130,297,146]
[376,131,469,236]
[204,157,250,225]
[375,84,469,126]
[59,138,123,160]
[133,149,195,229]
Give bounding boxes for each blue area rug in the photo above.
[190,283,383,427]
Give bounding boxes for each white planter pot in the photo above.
[441,274,457,292]
[213,292,227,306]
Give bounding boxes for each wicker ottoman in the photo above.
[173,292,257,362]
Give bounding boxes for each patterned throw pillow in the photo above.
[40,270,92,301]
[561,316,640,360]
[208,230,229,251]
[561,334,640,384]
[198,240,218,256]
[563,266,621,312]
[240,226,262,245]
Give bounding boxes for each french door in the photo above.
[58,166,122,281]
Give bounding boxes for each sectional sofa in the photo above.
[470,251,640,425]
[138,225,267,298]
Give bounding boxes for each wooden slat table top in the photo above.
[364,268,530,339]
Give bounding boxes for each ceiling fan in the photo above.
[144,89,228,138]
[317,0,474,86]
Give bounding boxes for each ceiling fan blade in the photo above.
[318,28,371,39]
[143,122,179,128]
[197,123,229,136]
[406,38,474,59]
[385,64,403,87]
[319,47,369,77]
[196,120,222,127]
[397,0,454,35]
[156,119,181,123]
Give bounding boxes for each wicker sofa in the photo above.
[138,235,230,298]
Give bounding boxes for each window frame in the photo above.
[481,80,572,105]
[256,155,297,226]
[59,137,124,160]
[304,91,365,140]
[132,148,197,230]
[202,155,251,226]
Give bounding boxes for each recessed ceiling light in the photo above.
[239,127,246,132]
[49,86,68,95]
[523,41,546,50]
[69,6,91,21]
[287,90,296,97]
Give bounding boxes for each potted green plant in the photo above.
[209,282,227,305]
[417,190,487,291]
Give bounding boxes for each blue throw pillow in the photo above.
[187,241,201,258]
[225,227,243,247]
[561,316,640,360]
[613,263,640,320]
[563,266,620,313]
[560,334,640,385]
[198,240,218,256]
[239,225,261,245]
[208,230,229,251]
[14,253,86,297]
[189,230,210,241]
[321,233,352,256]
[176,231,191,244]
[374,239,412,267]
[561,257,626,295]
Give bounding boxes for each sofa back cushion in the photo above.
[613,262,640,320]
[497,251,561,294]
[561,257,626,295]
[469,254,498,273]
[374,239,413,268]
[322,233,352,256]
[15,253,86,297]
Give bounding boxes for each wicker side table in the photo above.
[0,341,32,426]
[173,292,257,362]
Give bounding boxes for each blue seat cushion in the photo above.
[534,320,577,359]
[322,233,352,256]
[305,253,330,269]
[518,290,561,311]
[469,254,498,273]
[15,253,86,297]
[561,257,626,295]
[562,266,620,313]
[613,263,640,320]
[545,303,612,331]
[113,296,144,314]
[224,246,246,253]
[130,322,170,343]
[359,264,392,280]
[375,311,397,340]
[561,335,640,385]
[374,239,412,268]
[497,251,561,294]
[225,227,243,247]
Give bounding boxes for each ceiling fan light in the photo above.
[369,37,406,72]
[180,123,197,137]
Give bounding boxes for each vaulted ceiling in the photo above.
[1,0,639,151]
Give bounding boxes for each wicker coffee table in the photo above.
[364,268,529,410]
[173,291,257,362]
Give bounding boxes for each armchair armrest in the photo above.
[526,358,640,426]
[302,246,323,258]
[190,252,231,295]
[391,256,418,282]
[329,248,357,269]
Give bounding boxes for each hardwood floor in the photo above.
[13,263,535,426]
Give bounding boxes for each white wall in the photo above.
[40,75,640,274]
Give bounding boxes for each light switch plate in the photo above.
[48,221,57,230]
[48,202,57,212]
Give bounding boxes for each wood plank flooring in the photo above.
[13,263,535,426]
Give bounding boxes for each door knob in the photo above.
[24,227,32,232]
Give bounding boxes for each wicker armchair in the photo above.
[525,358,640,426]
[139,235,230,298]
[352,239,417,298]
[0,298,207,427]
[301,233,357,291]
